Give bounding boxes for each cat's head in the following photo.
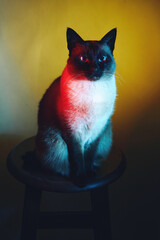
[66,28,117,81]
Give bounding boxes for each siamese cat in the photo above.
[36,28,117,187]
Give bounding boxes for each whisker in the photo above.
[115,71,126,85]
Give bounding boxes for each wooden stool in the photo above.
[7,137,126,240]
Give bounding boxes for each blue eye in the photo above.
[98,56,107,63]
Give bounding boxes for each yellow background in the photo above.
[0,1,160,239]
[1,0,160,145]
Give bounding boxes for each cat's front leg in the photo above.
[85,120,113,175]
[85,139,99,177]
[66,136,88,187]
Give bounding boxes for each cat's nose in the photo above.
[94,68,100,76]
[91,65,99,72]
[90,68,99,77]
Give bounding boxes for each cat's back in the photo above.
[38,77,61,127]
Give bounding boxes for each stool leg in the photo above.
[21,185,42,240]
[91,186,112,240]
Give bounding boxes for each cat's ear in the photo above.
[67,28,84,52]
[100,28,117,52]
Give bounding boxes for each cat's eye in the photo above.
[98,56,107,63]
[79,56,89,63]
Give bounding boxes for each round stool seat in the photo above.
[7,137,126,240]
[7,137,126,192]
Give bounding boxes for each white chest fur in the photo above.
[59,68,117,145]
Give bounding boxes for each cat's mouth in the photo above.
[90,76,100,81]
[87,74,102,81]
[86,69,103,81]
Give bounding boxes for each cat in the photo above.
[36,27,117,187]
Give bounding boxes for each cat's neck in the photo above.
[59,64,117,108]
